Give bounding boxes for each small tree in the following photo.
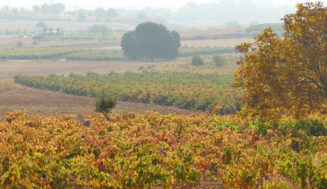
[191,55,204,66]
[16,41,23,48]
[213,55,226,67]
[77,13,87,22]
[95,90,117,121]
[36,22,47,30]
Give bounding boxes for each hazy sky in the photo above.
[1,0,327,10]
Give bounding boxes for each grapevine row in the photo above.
[0,47,234,61]
[0,111,326,188]
[14,72,242,113]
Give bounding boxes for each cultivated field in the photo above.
[0,58,195,116]
[0,35,243,116]
[0,87,194,116]
[0,60,168,80]
[0,3,326,188]
[0,37,122,49]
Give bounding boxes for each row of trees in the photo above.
[75,8,119,22]
[32,3,65,15]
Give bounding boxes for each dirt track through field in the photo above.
[0,87,195,116]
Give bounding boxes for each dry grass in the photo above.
[0,81,21,92]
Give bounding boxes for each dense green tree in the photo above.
[16,41,23,48]
[213,55,226,67]
[191,55,204,66]
[121,22,180,60]
[36,22,47,30]
[95,90,117,121]
[77,13,87,22]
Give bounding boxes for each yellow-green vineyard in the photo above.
[0,111,326,188]
[0,47,233,61]
[14,72,242,114]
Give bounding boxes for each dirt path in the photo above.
[0,87,195,116]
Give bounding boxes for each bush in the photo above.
[191,55,204,66]
[95,90,117,114]
[213,55,226,67]
[294,120,327,136]
[16,41,23,48]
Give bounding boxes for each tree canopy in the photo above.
[32,3,65,15]
[235,2,327,120]
[121,22,180,60]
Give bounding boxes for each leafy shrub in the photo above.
[16,41,23,48]
[294,120,327,136]
[191,55,204,66]
[95,90,117,114]
[212,55,226,67]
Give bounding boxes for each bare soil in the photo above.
[0,87,195,116]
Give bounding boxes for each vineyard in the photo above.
[0,111,326,188]
[14,72,242,113]
[0,48,80,60]
[65,50,126,61]
[0,47,234,61]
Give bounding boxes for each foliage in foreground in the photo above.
[14,72,242,114]
[235,2,327,120]
[0,111,326,188]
